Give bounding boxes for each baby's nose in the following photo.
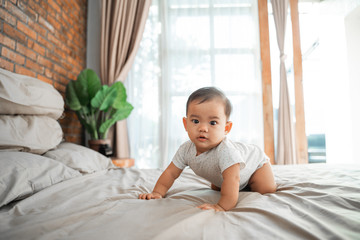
[199,123,208,132]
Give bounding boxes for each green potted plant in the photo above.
[65,68,133,152]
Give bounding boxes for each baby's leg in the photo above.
[248,163,276,194]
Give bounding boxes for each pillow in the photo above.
[0,68,64,120]
[0,115,63,154]
[44,142,115,173]
[0,151,81,208]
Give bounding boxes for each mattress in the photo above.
[0,159,359,240]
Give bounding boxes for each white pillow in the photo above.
[0,152,81,208]
[0,68,64,120]
[44,142,115,173]
[0,115,63,154]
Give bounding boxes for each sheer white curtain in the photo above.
[126,0,264,169]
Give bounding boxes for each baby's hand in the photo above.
[197,203,225,212]
[138,192,163,200]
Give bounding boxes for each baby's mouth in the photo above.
[198,136,207,141]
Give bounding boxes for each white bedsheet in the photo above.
[0,164,359,240]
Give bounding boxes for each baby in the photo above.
[139,87,276,211]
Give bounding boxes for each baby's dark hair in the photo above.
[186,87,232,120]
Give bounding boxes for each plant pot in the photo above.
[88,139,111,152]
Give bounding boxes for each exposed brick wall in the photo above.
[0,0,87,145]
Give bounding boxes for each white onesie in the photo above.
[172,137,269,190]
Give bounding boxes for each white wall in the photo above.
[345,6,360,164]
[86,0,101,76]
[84,0,101,146]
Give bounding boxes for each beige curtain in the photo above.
[100,0,151,158]
[271,0,296,165]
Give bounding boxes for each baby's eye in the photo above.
[210,121,217,126]
[192,119,199,124]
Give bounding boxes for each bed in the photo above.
[1,68,360,240]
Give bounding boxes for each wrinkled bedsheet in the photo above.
[0,164,359,240]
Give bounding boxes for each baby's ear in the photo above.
[183,117,188,131]
[225,121,233,134]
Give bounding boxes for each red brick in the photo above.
[16,43,37,60]
[37,35,54,51]
[17,21,37,40]
[25,59,45,74]
[26,59,44,74]
[47,14,61,31]
[0,8,16,26]
[54,81,65,93]
[37,74,53,85]
[44,68,55,78]
[1,0,87,145]
[2,47,25,64]
[54,30,68,44]
[15,65,36,77]
[68,11,77,25]
[28,19,47,37]
[37,55,54,69]
[67,72,77,81]
[70,1,81,12]
[62,126,71,134]
[17,1,38,21]
[63,135,82,145]
[61,44,72,56]
[38,15,55,33]
[5,1,28,23]
[51,72,61,82]
[62,126,83,135]
[71,66,82,77]
[61,10,72,26]
[47,32,62,47]
[48,0,61,14]
[58,0,71,14]
[28,39,46,56]
[0,58,15,71]
[54,47,67,59]
[65,29,74,41]
[58,74,68,85]
[62,108,73,117]
[54,63,67,77]
[27,0,47,18]
[72,34,83,48]
[46,51,60,63]
[39,0,56,17]
[3,22,27,45]
[61,59,72,71]
[0,33,16,49]
[73,24,81,36]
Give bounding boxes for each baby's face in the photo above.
[183,98,231,155]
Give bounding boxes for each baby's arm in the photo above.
[198,163,240,211]
[139,162,183,200]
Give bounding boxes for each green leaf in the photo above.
[65,81,81,111]
[112,82,127,106]
[90,85,118,112]
[74,69,102,106]
[99,102,134,137]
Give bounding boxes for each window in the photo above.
[267,0,360,164]
[127,0,264,168]
[299,0,360,164]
